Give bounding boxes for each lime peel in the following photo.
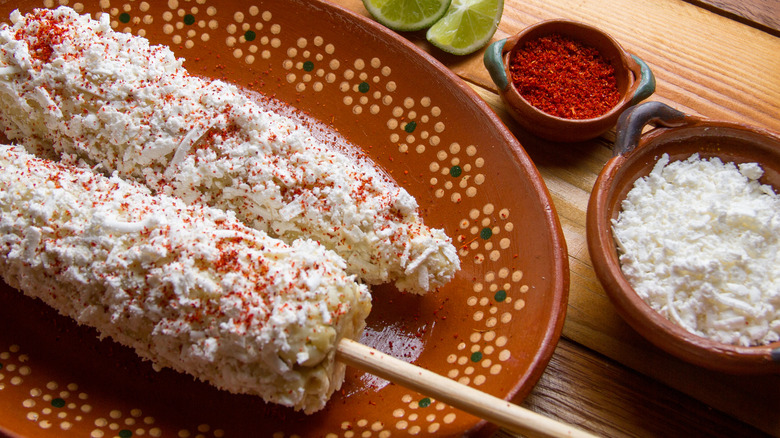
[362,0,452,32]
[426,0,504,55]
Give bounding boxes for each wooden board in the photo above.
[332,0,780,436]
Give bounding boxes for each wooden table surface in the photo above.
[332,0,780,436]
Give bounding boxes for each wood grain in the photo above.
[468,83,780,438]
[512,339,774,438]
[481,1,778,133]
[337,0,780,132]
[329,0,780,436]
[690,0,780,34]
[337,339,597,438]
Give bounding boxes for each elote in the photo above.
[0,144,371,413]
[0,7,460,294]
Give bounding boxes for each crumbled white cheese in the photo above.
[0,6,459,294]
[0,144,371,413]
[613,153,780,347]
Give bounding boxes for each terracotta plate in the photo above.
[0,1,569,436]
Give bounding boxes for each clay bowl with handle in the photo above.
[587,101,780,374]
[484,19,655,142]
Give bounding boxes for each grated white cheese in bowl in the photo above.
[612,153,780,347]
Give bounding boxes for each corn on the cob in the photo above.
[0,7,459,294]
[0,144,371,413]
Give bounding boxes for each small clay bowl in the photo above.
[587,101,780,374]
[484,19,655,142]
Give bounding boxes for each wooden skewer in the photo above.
[337,339,598,438]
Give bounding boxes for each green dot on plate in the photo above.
[495,289,507,302]
[471,351,483,362]
[358,82,370,93]
[51,398,66,408]
[183,14,195,25]
[119,430,133,438]
[119,12,131,23]
[244,30,256,41]
[450,165,462,177]
[419,397,431,407]
[303,61,315,72]
[404,121,417,133]
[480,227,492,240]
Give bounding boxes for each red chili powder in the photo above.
[15,11,66,63]
[509,33,620,119]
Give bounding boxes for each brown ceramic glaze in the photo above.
[587,101,780,374]
[484,19,655,143]
[0,1,570,437]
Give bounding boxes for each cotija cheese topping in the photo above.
[613,153,780,347]
[0,144,371,413]
[0,6,459,294]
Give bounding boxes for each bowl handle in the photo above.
[614,101,690,156]
[628,55,656,105]
[484,38,509,90]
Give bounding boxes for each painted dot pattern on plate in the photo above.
[456,204,515,264]
[42,0,86,13]
[328,393,460,437]
[0,344,29,391]
[336,57,394,115]
[226,6,278,65]
[428,142,486,204]
[283,36,339,94]
[0,1,551,436]
[159,0,211,49]
[21,379,92,433]
[90,408,165,438]
[104,0,154,37]
[2,341,235,438]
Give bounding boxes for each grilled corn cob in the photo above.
[0,7,459,293]
[0,144,371,413]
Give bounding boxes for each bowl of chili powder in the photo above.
[484,19,655,142]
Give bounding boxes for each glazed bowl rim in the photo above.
[587,101,780,374]
[500,18,643,124]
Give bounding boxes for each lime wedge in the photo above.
[363,0,452,32]
[425,0,504,55]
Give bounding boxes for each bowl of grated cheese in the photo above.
[587,101,780,374]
